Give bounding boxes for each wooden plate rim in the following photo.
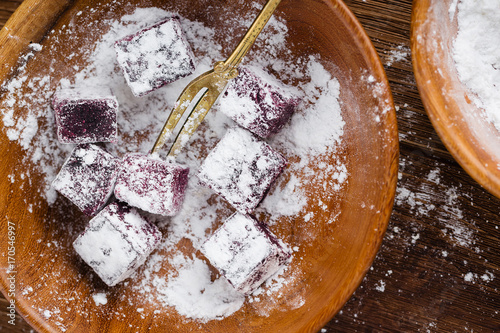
[411,0,500,199]
[0,0,399,331]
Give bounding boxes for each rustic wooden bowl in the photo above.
[412,0,500,199]
[0,0,398,332]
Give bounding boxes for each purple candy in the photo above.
[52,144,119,216]
[52,88,118,144]
[219,66,301,138]
[73,202,162,286]
[201,212,291,295]
[197,127,287,213]
[115,17,196,97]
[114,153,189,216]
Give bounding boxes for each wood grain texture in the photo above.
[0,0,72,84]
[0,1,20,26]
[0,0,499,332]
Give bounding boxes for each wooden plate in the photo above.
[412,0,500,199]
[0,0,398,332]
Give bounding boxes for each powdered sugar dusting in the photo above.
[453,0,500,131]
[92,292,108,306]
[395,165,476,249]
[272,59,344,156]
[140,253,245,320]
[3,5,349,324]
[385,45,410,67]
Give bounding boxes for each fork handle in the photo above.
[218,0,282,73]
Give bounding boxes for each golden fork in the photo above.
[150,0,282,156]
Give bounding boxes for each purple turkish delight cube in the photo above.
[197,127,287,213]
[51,88,118,144]
[201,212,291,295]
[52,144,119,216]
[115,17,196,97]
[114,153,189,216]
[73,202,162,286]
[219,66,301,138]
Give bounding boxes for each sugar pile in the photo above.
[1,6,348,322]
[453,0,500,131]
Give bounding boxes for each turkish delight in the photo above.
[52,144,119,216]
[51,88,118,144]
[197,127,287,213]
[219,66,301,138]
[115,17,196,97]
[201,212,291,295]
[73,202,162,286]
[114,153,189,216]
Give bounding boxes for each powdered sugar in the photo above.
[92,293,108,306]
[385,45,410,67]
[3,5,348,323]
[272,59,344,156]
[144,253,245,320]
[374,280,386,292]
[463,271,495,284]
[453,0,500,131]
[395,164,476,249]
[2,44,50,150]
[259,174,307,216]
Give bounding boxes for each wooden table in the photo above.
[1,0,499,332]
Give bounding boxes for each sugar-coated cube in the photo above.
[197,127,287,213]
[73,202,162,286]
[219,66,301,138]
[114,153,189,216]
[115,17,196,97]
[52,144,119,216]
[52,87,118,144]
[201,213,291,295]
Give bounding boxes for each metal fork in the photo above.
[150,0,282,156]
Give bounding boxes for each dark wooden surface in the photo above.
[1,0,499,332]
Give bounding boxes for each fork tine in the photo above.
[167,88,217,157]
[150,0,281,157]
[151,65,230,156]
[150,84,200,154]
